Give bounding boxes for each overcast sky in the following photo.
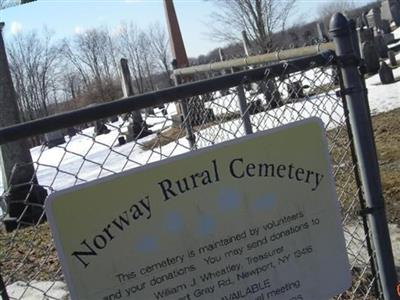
[0,0,375,57]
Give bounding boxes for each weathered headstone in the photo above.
[366,7,383,30]
[356,16,365,29]
[316,22,328,41]
[262,78,282,107]
[44,130,65,148]
[108,115,118,123]
[119,58,152,141]
[381,19,391,34]
[287,81,305,99]
[117,136,126,146]
[357,27,374,44]
[241,30,251,56]
[94,120,110,136]
[374,29,389,58]
[381,0,393,22]
[361,41,380,74]
[379,61,395,84]
[248,98,264,113]
[349,19,361,60]
[361,12,369,28]
[384,32,395,45]
[67,127,78,138]
[388,50,397,66]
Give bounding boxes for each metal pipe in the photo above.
[174,42,335,76]
[330,13,399,300]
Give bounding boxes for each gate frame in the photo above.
[330,12,398,300]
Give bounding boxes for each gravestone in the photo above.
[379,61,395,84]
[366,8,383,30]
[119,58,152,141]
[262,78,282,108]
[356,16,365,29]
[362,12,369,28]
[316,22,328,41]
[381,0,393,22]
[381,19,391,34]
[374,29,388,58]
[145,107,155,116]
[117,136,126,146]
[361,41,380,74]
[287,81,305,100]
[108,115,118,123]
[248,98,264,113]
[384,32,395,44]
[44,130,65,148]
[67,127,78,138]
[349,19,361,60]
[388,50,397,66]
[94,120,110,136]
[357,27,374,45]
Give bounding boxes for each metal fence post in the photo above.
[236,85,253,135]
[330,13,399,300]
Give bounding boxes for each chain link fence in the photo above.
[0,50,386,299]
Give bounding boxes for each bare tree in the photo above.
[208,0,297,53]
[317,0,356,20]
[62,27,119,103]
[7,29,61,120]
[118,22,149,94]
[148,22,172,85]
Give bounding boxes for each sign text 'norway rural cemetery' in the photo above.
[46,118,351,300]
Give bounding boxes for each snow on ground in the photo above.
[0,62,399,199]
[366,55,400,114]
[6,281,69,300]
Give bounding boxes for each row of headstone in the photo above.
[359,4,398,37]
[316,22,329,42]
[44,127,80,148]
[354,2,400,75]
[381,0,400,26]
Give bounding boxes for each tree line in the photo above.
[6,22,172,122]
[5,0,379,123]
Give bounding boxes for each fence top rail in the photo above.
[174,42,335,77]
[0,50,336,145]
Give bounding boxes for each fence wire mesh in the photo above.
[0,54,380,299]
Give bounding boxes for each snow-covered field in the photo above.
[1,24,400,196]
[0,47,400,204]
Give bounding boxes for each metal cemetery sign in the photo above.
[46,118,351,300]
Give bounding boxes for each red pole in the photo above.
[163,0,189,68]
